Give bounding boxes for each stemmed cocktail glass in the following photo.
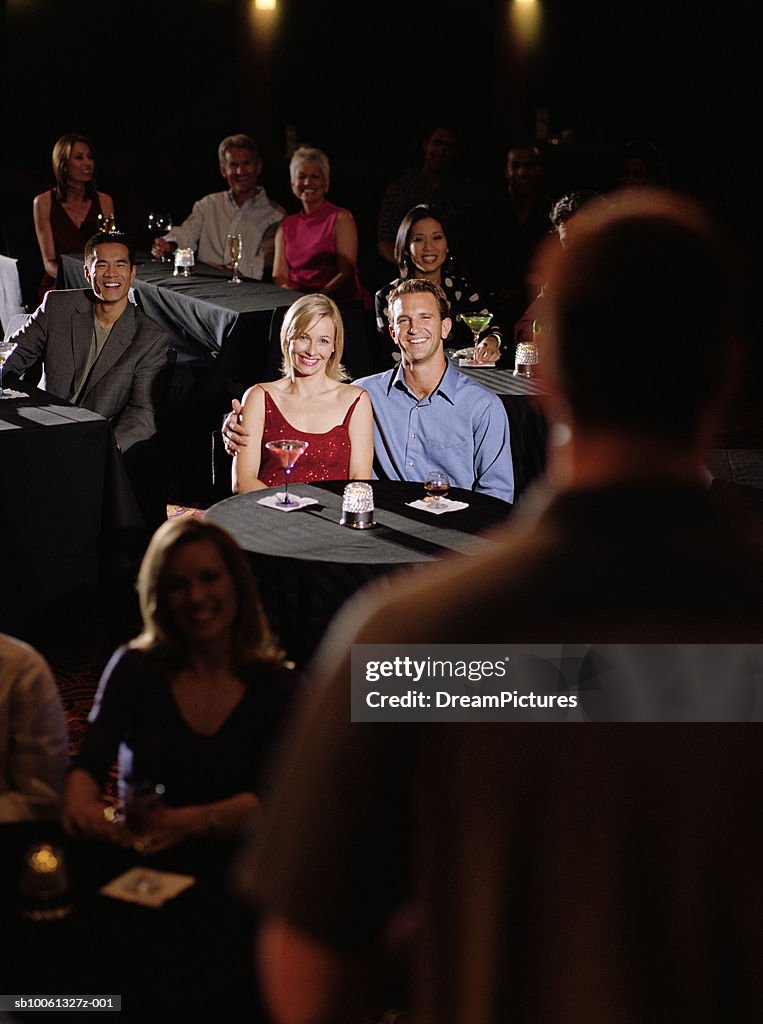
[265,439,309,506]
[460,312,493,361]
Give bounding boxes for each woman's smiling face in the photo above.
[289,315,336,377]
[408,217,448,277]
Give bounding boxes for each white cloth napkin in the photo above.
[100,867,196,908]
[257,493,319,512]
[406,498,469,514]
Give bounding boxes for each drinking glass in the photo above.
[459,312,493,361]
[265,439,309,506]
[122,780,166,835]
[424,470,450,508]
[0,339,17,396]
[227,233,243,283]
[19,842,72,921]
[147,212,173,260]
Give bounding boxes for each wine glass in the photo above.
[424,470,450,509]
[147,211,173,260]
[227,233,243,283]
[265,439,309,506]
[459,312,493,362]
[0,339,18,397]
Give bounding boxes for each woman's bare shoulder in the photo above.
[337,382,371,408]
[243,378,289,402]
[241,382,268,405]
[33,190,52,210]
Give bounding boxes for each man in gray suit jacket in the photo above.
[5,232,171,532]
[5,232,169,454]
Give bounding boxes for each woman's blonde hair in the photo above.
[131,517,283,669]
[279,293,349,381]
[52,132,97,201]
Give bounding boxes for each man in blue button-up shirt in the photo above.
[355,278,514,504]
[221,278,513,503]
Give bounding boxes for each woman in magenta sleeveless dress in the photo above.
[231,293,374,495]
[33,133,114,302]
[272,146,371,308]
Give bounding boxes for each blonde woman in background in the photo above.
[33,132,114,301]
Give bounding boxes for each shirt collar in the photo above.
[390,358,456,405]
[226,187,262,207]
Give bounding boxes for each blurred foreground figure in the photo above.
[245,190,763,1023]
[0,634,67,823]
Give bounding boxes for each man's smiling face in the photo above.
[84,242,136,305]
[389,290,452,369]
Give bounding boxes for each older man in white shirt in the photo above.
[151,133,285,281]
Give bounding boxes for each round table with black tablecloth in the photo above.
[205,479,511,667]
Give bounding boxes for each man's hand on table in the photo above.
[150,237,177,260]
[222,398,249,456]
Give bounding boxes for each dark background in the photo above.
[2,0,761,342]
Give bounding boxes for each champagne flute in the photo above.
[0,339,18,396]
[424,470,450,509]
[459,312,493,362]
[148,212,173,261]
[227,233,243,283]
[265,439,309,506]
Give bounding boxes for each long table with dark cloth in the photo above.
[1,820,265,1020]
[454,362,548,500]
[205,479,511,666]
[59,251,304,398]
[0,388,145,636]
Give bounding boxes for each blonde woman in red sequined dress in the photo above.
[232,294,373,494]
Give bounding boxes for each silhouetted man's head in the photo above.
[537,188,744,446]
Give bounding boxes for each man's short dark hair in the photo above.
[84,231,135,267]
[386,277,451,326]
[538,189,744,444]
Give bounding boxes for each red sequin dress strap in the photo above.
[258,389,357,486]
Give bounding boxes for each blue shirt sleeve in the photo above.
[470,390,514,504]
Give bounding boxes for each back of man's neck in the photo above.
[549,428,710,493]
